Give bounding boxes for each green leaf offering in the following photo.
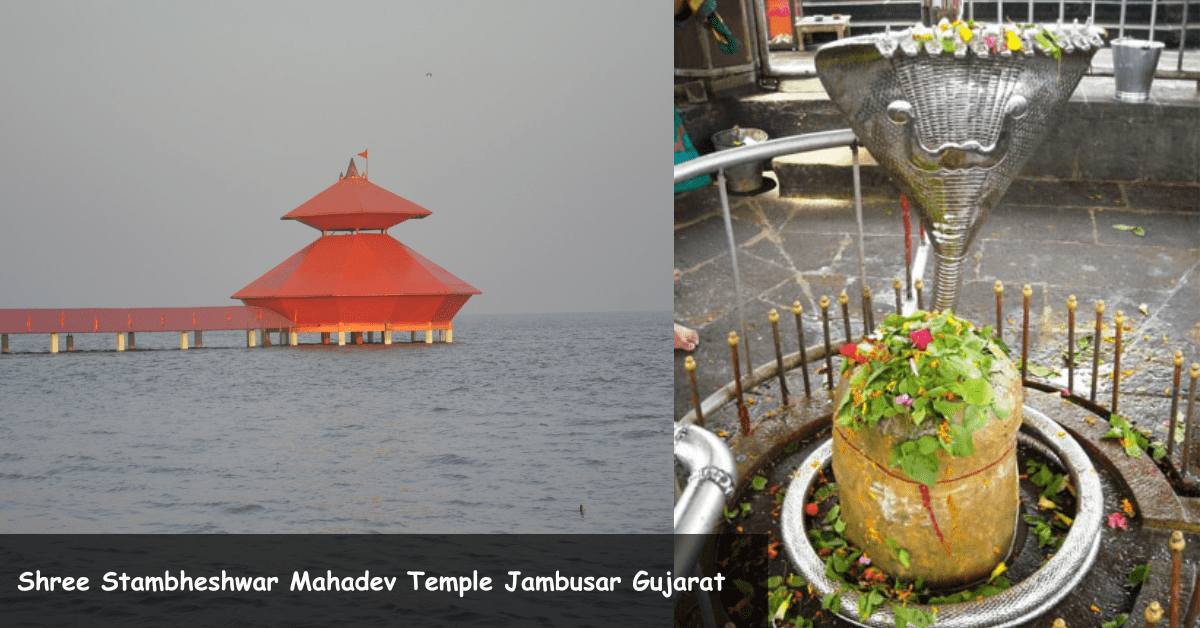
[751,475,768,491]
[1126,563,1150,585]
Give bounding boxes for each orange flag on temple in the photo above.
[358,150,368,159]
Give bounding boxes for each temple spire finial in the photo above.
[345,158,360,179]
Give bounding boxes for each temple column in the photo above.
[247,329,257,347]
[338,331,346,346]
[50,333,59,353]
[425,326,433,344]
[279,330,286,346]
[180,331,189,350]
[322,332,330,345]
[2,333,8,353]
[366,331,373,344]
[446,324,453,343]
[290,331,298,346]
[129,331,136,349]
[67,334,74,351]
[116,333,125,351]
[195,330,203,348]
[384,330,392,345]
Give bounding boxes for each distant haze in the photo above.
[0,3,667,315]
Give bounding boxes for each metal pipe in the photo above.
[862,286,874,337]
[1067,295,1077,394]
[1170,530,1185,628]
[1184,363,1200,482]
[1149,0,1158,42]
[770,309,790,406]
[821,296,833,389]
[1022,284,1031,382]
[839,290,852,343]
[902,195,913,300]
[687,356,704,427]
[1090,300,1105,404]
[674,129,857,183]
[673,422,736,576]
[1119,0,1127,39]
[1112,310,1124,414]
[995,280,1004,342]
[1186,561,1200,628]
[792,301,812,398]
[1179,0,1190,72]
[1169,350,1183,460]
[852,142,868,299]
[717,169,752,376]
[730,332,752,436]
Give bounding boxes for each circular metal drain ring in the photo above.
[781,406,1104,628]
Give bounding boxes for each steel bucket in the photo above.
[711,127,769,193]
[1112,38,1165,103]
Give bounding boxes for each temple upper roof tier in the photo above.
[282,174,432,232]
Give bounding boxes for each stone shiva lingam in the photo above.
[815,14,1106,312]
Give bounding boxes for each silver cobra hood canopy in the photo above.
[815,20,1105,311]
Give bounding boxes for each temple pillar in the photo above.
[180,331,189,350]
[446,325,453,343]
[425,327,433,344]
[2,333,8,353]
[67,334,74,351]
[322,332,330,345]
[290,332,298,346]
[247,329,257,347]
[366,331,373,344]
[50,333,59,354]
[279,330,286,346]
[338,331,346,346]
[353,331,362,345]
[116,333,125,351]
[195,330,203,348]
[129,331,136,349]
[384,331,392,345]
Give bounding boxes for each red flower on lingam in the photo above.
[909,328,933,350]
[1106,512,1128,531]
[805,502,820,516]
[840,343,869,364]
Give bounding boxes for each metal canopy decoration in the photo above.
[815,20,1105,312]
[233,156,480,334]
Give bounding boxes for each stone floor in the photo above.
[674,171,1200,466]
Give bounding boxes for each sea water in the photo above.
[0,311,671,533]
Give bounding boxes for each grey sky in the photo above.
[1,2,666,315]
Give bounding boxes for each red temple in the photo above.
[232,157,480,340]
